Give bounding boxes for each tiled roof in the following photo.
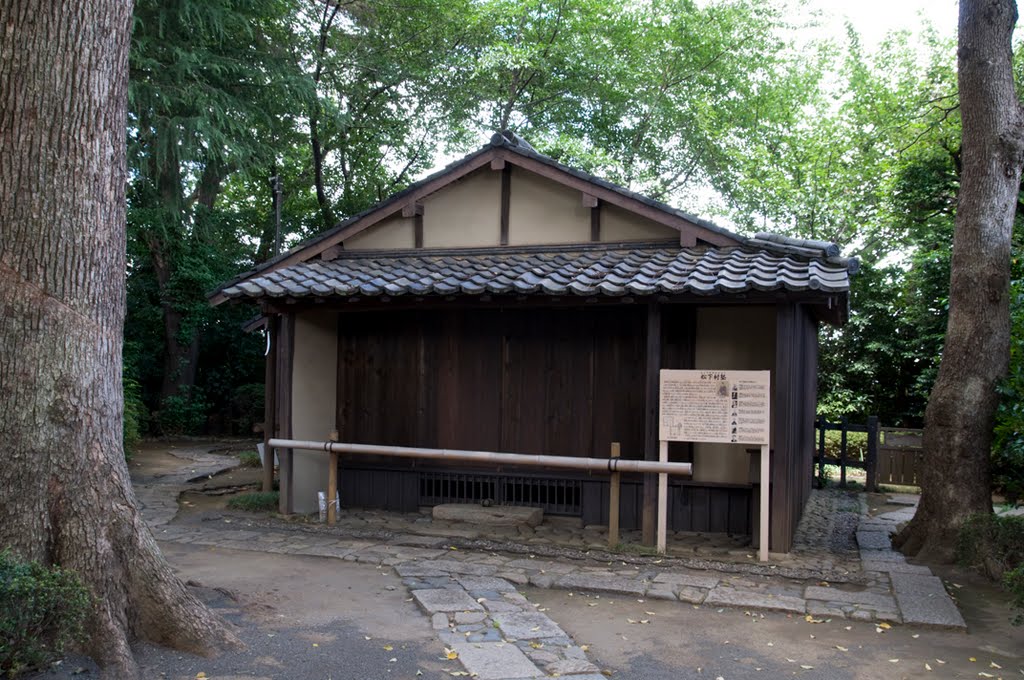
[219,243,852,301]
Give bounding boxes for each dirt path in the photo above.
[31,546,448,680]
[527,568,1024,680]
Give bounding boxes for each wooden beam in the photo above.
[590,204,601,242]
[321,245,343,261]
[582,192,598,208]
[500,165,511,246]
[276,313,295,515]
[679,231,697,247]
[401,202,424,217]
[504,154,738,248]
[642,302,662,546]
[491,158,506,170]
[608,441,621,548]
[262,316,277,493]
[414,213,424,248]
[209,150,503,304]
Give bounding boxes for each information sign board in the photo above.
[659,370,770,445]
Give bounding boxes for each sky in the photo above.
[806,0,958,46]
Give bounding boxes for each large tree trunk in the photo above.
[895,0,1024,562]
[0,1,240,676]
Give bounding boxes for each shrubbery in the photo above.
[0,549,90,677]
[956,514,1024,624]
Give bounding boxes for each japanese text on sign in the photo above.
[659,369,770,445]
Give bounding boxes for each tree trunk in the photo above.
[894,0,1024,562]
[0,1,241,676]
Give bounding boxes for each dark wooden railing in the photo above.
[812,417,925,491]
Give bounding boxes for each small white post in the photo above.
[657,439,669,554]
[759,443,770,562]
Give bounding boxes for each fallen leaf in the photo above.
[444,648,458,660]
[800,665,814,670]
[196,674,207,679]
[312,643,319,648]
[970,657,977,662]
[383,644,393,651]
[835,645,848,652]
[992,663,1003,669]
[925,662,932,671]
[389,658,397,663]
[889,659,899,663]
[645,611,656,616]
[878,622,892,629]
[529,642,544,649]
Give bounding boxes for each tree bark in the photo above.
[0,1,241,676]
[894,0,1024,562]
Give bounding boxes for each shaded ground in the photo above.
[528,570,1024,679]
[30,546,448,680]
[32,440,1022,679]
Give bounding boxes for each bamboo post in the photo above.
[608,442,621,548]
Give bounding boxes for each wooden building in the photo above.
[210,132,855,552]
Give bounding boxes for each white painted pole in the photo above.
[760,443,770,562]
[657,440,669,554]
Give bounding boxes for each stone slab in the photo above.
[504,559,577,574]
[856,531,893,550]
[451,642,542,680]
[652,572,720,589]
[889,573,966,630]
[804,586,896,610]
[704,587,806,614]
[858,549,906,562]
[555,572,647,596]
[411,588,483,614]
[458,575,518,593]
[399,559,497,577]
[492,612,565,639]
[861,560,932,575]
[546,658,600,675]
[886,494,920,506]
[434,503,544,527]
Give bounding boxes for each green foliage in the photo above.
[993,266,1024,504]
[957,513,1024,623]
[227,491,280,512]
[238,450,263,468]
[157,389,210,435]
[123,375,146,458]
[0,550,91,677]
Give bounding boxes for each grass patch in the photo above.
[226,491,279,512]
[237,450,262,468]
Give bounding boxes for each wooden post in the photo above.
[657,440,669,554]
[839,415,848,488]
[327,450,338,525]
[642,303,662,546]
[262,317,276,493]
[608,442,621,548]
[277,313,295,515]
[759,444,770,562]
[817,415,826,487]
[865,415,879,492]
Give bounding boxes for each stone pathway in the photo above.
[135,453,968,678]
[854,496,967,630]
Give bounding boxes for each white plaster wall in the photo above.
[601,203,678,242]
[692,306,775,484]
[422,169,502,247]
[344,215,415,250]
[290,310,339,513]
[507,168,591,244]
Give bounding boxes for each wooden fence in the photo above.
[812,416,924,491]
